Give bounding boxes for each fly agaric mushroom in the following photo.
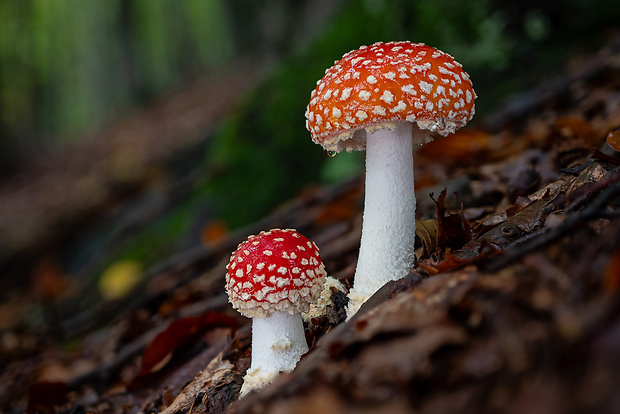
[305,41,476,317]
[225,228,326,395]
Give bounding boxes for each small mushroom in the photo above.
[305,41,476,317]
[225,228,326,395]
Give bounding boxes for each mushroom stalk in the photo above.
[348,122,416,317]
[305,41,476,318]
[241,312,308,396]
[226,228,325,395]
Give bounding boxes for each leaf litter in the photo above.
[3,40,620,414]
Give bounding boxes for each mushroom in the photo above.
[225,228,326,395]
[305,41,476,317]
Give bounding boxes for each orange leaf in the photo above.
[32,258,67,301]
[417,129,490,165]
[202,220,229,245]
[554,116,594,141]
[315,186,362,225]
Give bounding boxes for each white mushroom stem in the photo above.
[240,312,308,396]
[347,121,417,318]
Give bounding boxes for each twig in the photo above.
[66,293,229,389]
[484,177,620,272]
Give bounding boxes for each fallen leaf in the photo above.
[202,220,229,245]
[554,116,595,141]
[415,219,438,259]
[99,260,143,300]
[137,312,238,377]
[418,129,490,166]
[602,248,620,293]
[27,382,68,414]
[31,257,68,301]
[433,189,473,251]
[315,186,361,225]
[507,167,541,203]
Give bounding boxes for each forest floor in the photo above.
[2,39,620,414]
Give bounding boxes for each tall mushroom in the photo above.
[305,41,476,317]
[225,228,326,395]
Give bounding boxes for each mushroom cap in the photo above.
[225,228,327,318]
[305,41,476,153]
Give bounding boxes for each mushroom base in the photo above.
[346,290,370,318]
[241,312,309,396]
[301,276,346,323]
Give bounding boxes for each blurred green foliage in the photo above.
[1,0,619,277]
[202,0,620,227]
[0,0,234,173]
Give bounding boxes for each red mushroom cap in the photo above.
[225,229,326,318]
[305,41,476,153]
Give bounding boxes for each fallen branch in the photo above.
[484,174,620,272]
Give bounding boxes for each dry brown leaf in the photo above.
[415,219,438,258]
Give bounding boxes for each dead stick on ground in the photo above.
[484,177,620,272]
[66,293,229,390]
